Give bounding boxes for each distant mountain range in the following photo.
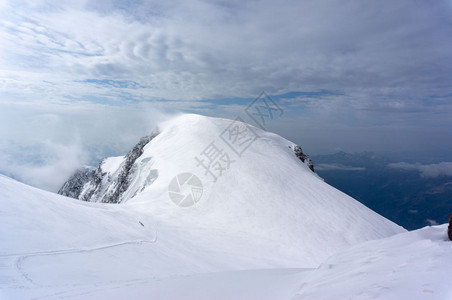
[312,151,452,230]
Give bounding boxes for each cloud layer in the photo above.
[315,164,365,171]
[0,102,171,191]
[388,162,452,178]
[1,0,451,102]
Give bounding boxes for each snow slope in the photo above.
[0,114,415,299]
[1,174,450,299]
[0,174,300,299]
[291,224,452,300]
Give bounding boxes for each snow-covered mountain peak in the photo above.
[57,113,404,267]
[59,113,315,204]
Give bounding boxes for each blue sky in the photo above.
[0,0,451,190]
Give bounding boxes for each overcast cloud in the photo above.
[1,0,450,101]
[0,0,451,190]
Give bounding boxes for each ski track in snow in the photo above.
[9,236,158,287]
[27,268,312,300]
[29,279,153,300]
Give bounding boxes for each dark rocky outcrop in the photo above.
[101,133,157,203]
[292,145,315,172]
[58,167,97,199]
[58,130,159,203]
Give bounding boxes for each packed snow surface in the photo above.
[1,114,446,299]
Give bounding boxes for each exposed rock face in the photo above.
[58,131,159,203]
[58,167,96,199]
[293,145,315,172]
[101,134,156,203]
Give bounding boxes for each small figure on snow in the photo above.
[448,214,452,241]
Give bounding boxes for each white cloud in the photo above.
[315,164,365,171]
[388,162,452,178]
[426,219,438,226]
[0,139,84,192]
[0,101,173,191]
